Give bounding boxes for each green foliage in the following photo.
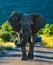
[0,38,4,43]
[1,22,13,31]
[43,24,53,36]
[38,24,53,36]
[0,30,11,42]
[38,28,44,35]
[0,21,17,42]
[9,31,17,42]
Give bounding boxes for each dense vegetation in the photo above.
[0,22,17,55]
[0,21,53,56]
[0,22,17,42]
[0,21,53,42]
[38,24,53,36]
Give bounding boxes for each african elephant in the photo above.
[8,12,46,60]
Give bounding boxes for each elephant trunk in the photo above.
[20,31,31,46]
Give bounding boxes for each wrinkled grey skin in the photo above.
[8,12,46,60]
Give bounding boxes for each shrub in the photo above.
[9,31,18,42]
[0,21,17,42]
[38,28,44,35]
[0,38,4,43]
[1,21,13,31]
[43,24,53,36]
[49,24,53,35]
[0,30,11,42]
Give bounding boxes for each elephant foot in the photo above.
[21,55,33,61]
[28,56,33,60]
[28,53,33,60]
[21,55,28,61]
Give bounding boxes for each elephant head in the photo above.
[8,12,46,60]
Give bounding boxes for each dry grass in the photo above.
[0,42,16,49]
[0,38,16,48]
[0,42,16,56]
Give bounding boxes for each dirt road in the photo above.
[0,44,53,65]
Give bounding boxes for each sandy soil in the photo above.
[0,57,53,65]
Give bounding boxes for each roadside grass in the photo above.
[0,42,16,50]
[41,35,53,48]
[0,40,16,56]
[0,34,53,56]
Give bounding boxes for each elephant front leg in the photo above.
[21,46,28,60]
[28,42,34,60]
[21,33,30,60]
[28,35,35,60]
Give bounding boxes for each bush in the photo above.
[49,24,53,35]
[38,24,53,36]
[43,24,53,36]
[9,31,17,42]
[0,30,11,42]
[0,21,18,42]
[1,21,13,31]
[0,38,4,43]
[38,28,44,35]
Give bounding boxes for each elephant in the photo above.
[8,12,46,60]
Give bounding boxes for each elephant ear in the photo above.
[8,12,22,32]
[31,14,46,34]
